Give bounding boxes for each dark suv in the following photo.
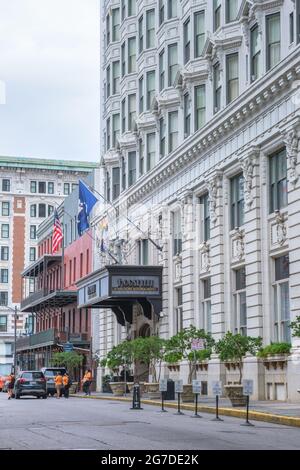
[14,371,47,399]
[41,367,67,396]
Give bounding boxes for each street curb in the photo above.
[70,394,300,428]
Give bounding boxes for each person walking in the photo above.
[82,369,92,396]
[63,373,71,399]
[54,372,63,398]
[7,373,15,400]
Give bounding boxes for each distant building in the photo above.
[0,156,98,375]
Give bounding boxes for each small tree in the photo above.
[290,316,300,338]
[164,326,215,384]
[132,336,166,383]
[51,352,84,378]
[101,340,134,378]
[215,332,262,384]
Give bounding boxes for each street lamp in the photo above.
[0,303,19,374]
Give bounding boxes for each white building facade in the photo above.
[93,0,300,401]
[0,156,98,375]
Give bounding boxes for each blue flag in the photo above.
[77,180,98,236]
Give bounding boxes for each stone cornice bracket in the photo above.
[238,146,260,209]
[278,117,300,188]
[207,172,223,226]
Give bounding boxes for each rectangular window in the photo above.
[112,114,120,147]
[159,0,165,26]
[1,202,10,217]
[169,111,178,153]
[214,0,221,31]
[184,18,191,64]
[173,210,182,256]
[139,76,144,114]
[250,25,261,82]
[48,205,54,217]
[121,42,126,77]
[168,0,177,19]
[122,157,126,190]
[194,11,205,58]
[147,133,156,172]
[226,0,238,24]
[128,37,136,73]
[112,167,120,201]
[168,44,178,86]
[290,12,294,44]
[30,225,37,240]
[128,152,137,187]
[214,63,221,113]
[38,181,46,193]
[128,0,136,16]
[273,255,290,343]
[106,14,110,47]
[0,269,8,283]
[0,247,9,261]
[122,98,126,133]
[1,224,9,239]
[146,71,155,110]
[128,94,136,131]
[106,117,111,150]
[266,13,281,71]
[231,173,245,229]
[184,93,191,138]
[200,193,210,241]
[38,204,46,218]
[139,139,144,176]
[112,61,120,94]
[30,247,36,262]
[64,183,70,195]
[234,267,247,336]
[269,149,287,213]
[121,0,125,21]
[160,118,166,158]
[112,8,120,42]
[30,204,37,217]
[30,181,37,193]
[106,172,110,202]
[146,9,155,49]
[2,179,10,192]
[106,65,111,98]
[139,15,144,54]
[138,239,149,266]
[48,182,54,194]
[195,85,206,130]
[71,184,77,192]
[159,49,165,91]
[175,287,183,333]
[226,53,239,104]
[0,315,7,331]
[202,278,211,334]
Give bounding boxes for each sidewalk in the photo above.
[71,391,300,428]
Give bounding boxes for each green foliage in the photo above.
[51,352,84,372]
[164,325,215,383]
[101,340,134,374]
[257,342,291,358]
[132,336,166,382]
[215,332,262,384]
[290,316,300,338]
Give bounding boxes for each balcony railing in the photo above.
[21,289,49,311]
[16,329,89,351]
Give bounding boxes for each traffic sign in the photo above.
[63,342,74,352]
[191,339,205,350]
[174,380,183,394]
[243,380,254,396]
[192,380,201,394]
[159,379,168,392]
[212,381,222,396]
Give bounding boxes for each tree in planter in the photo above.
[257,342,291,358]
[132,336,166,383]
[51,351,84,379]
[164,325,215,384]
[101,340,134,380]
[290,316,300,338]
[215,332,262,384]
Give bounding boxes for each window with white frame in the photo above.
[230,173,245,229]
[159,49,165,91]
[0,269,8,284]
[38,182,46,194]
[214,0,221,31]
[172,210,182,256]
[290,12,294,44]
[160,117,166,158]
[106,65,111,98]
[128,152,137,187]
[147,133,156,172]
[159,0,165,25]
[168,111,178,153]
[128,37,136,73]
[202,278,211,334]
[168,43,178,86]
[214,63,221,113]
[226,0,238,24]
[112,114,120,147]
[233,267,247,336]
[64,183,70,195]
[1,224,9,239]
[30,225,37,240]
[139,139,144,176]
[112,61,120,94]
[226,53,239,104]
[112,167,120,201]
[0,315,7,331]
[106,117,111,150]
[184,17,191,64]
[194,11,205,58]
[266,13,281,71]
[30,181,37,193]
[146,71,155,110]
[200,192,210,242]
[139,76,144,114]
[2,179,10,192]
[273,255,290,343]
[139,15,144,54]
[250,25,261,82]
[128,94,136,131]
[112,8,120,42]
[30,247,36,262]
[0,247,9,261]
[106,14,110,47]
[121,42,126,76]
[122,98,126,132]
[195,85,206,130]
[269,148,287,214]
[48,182,54,194]
[175,287,183,333]
[128,0,136,16]
[184,93,191,138]
[1,202,10,217]
[121,0,125,21]
[146,9,155,49]
[48,205,54,217]
[0,292,8,306]
[168,0,177,19]
[138,239,149,266]
[29,278,35,294]
[106,172,111,201]
[122,157,126,191]
[38,204,46,218]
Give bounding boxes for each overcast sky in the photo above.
[0,0,100,163]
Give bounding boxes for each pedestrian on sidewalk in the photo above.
[7,373,15,400]
[63,373,71,398]
[54,372,63,398]
[82,369,92,396]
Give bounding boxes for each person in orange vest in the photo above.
[63,373,71,399]
[54,372,63,398]
[82,369,92,396]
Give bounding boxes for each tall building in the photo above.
[81,0,300,401]
[0,156,98,375]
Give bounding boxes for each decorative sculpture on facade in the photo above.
[242,156,255,208]
[275,210,287,246]
[200,241,210,272]
[232,228,245,261]
[208,176,221,226]
[285,129,299,187]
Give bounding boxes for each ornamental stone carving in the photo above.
[241,156,255,208]
[174,255,182,283]
[285,129,300,188]
[208,175,222,226]
[232,228,245,261]
[200,241,210,273]
[275,211,287,246]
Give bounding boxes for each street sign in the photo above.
[159,379,168,392]
[174,380,183,394]
[192,380,201,394]
[63,342,74,352]
[243,379,254,396]
[191,338,205,350]
[212,381,222,396]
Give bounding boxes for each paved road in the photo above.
[0,393,299,450]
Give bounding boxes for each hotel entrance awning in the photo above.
[77,265,163,326]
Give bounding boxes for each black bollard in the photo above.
[175,392,184,415]
[191,393,202,418]
[160,391,167,412]
[212,395,223,421]
[241,395,254,426]
[130,383,143,410]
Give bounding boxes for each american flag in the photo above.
[52,209,63,254]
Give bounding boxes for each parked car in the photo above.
[14,371,47,399]
[41,367,67,396]
[0,376,9,392]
